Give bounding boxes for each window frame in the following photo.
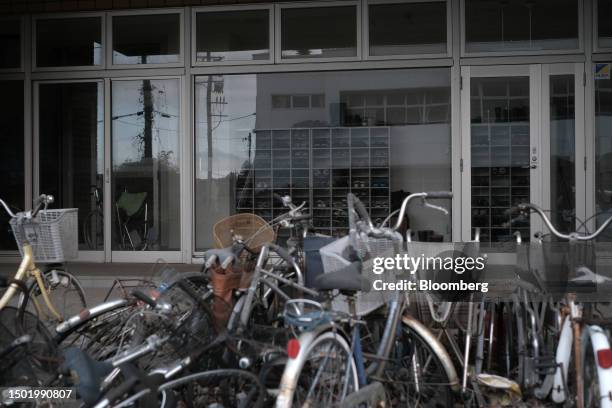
[108,8,185,70]
[32,12,106,72]
[275,0,362,64]
[593,0,612,53]
[460,0,584,57]
[0,16,25,73]
[191,4,274,67]
[363,0,451,61]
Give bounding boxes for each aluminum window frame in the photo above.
[107,8,185,70]
[191,4,275,67]
[362,0,451,61]
[33,78,106,263]
[275,0,362,64]
[0,16,25,73]
[32,12,106,72]
[460,0,585,58]
[593,0,612,53]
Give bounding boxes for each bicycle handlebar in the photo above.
[0,194,55,219]
[391,192,453,231]
[518,203,612,241]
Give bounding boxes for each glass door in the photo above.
[541,63,585,234]
[461,65,540,244]
[35,80,105,261]
[110,78,182,262]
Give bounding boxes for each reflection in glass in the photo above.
[599,0,612,49]
[113,14,180,65]
[595,65,612,240]
[194,69,451,250]
[39,82,104,251]
[0,19,21,69]
[550,75,575,233]
[281,6,357,59]
[36,17,102,67]
[369,2,446,56]
[465,0,578,53]
[111,79,180,251]
[196,10,270,62]
[0,81,23,250]
[471,77,530,243]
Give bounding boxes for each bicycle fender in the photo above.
[589,325,612,408]
[275,324,351,408]
[552,316,573,403]
[402,314,461,393]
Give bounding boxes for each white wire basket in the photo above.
[10,209,78,263]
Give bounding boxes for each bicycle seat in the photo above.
[313,261,371,293]
[61,347,113,405]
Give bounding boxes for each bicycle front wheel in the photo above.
[278,330,359,407]
[18,267,87,328]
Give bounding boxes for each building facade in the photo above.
[0,0,611,264]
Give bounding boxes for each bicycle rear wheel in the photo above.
[281,330,359,407]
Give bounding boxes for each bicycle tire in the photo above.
[383,325,455,407]
[277,330,359,407]
[18,267,87,328]
[83,209,104,250]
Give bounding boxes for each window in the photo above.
[112,13,181,65]
[38,82,104,251]
[272,94,326,109]
[111,79,181,251]
[0,19,21,69]
[368,1,447,56]
[595,63,612,239]
[598,0,612,50]
[0,81,23,251]
[36,17,102,67]
[280,4,358,60]
[464,0,579,53]
[195,8,271,63]
[194,69,452,250]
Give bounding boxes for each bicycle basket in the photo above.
[213,213,275,253]
[10,209,78,263]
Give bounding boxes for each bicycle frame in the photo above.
[0,243,63,321]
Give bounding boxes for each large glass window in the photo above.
[36,17,102,67]
[598,0,612,49]
[111,79,181,251]
[112,14,181,65]
[280,5,358,60]
[194,69,452,250]
[0,81,23,250]
[0,19,21,69]
[195,9,270,63]
[465,0,579,53]
[368,1,447,56]
[595,63,612,239]
[39,82,104,251]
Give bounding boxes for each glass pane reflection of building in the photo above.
[194,69,451,250]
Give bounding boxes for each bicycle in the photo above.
[513,203,612,408]
[0,194,86,327]
[83,185,104,250]
[275,191,460,407]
